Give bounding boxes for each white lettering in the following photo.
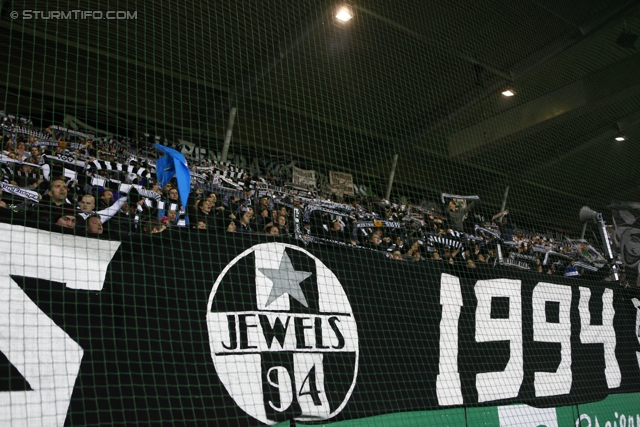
[267,366,293,412]
[475,279,523,402]
[631,298,640,372]
[579,287,620,388]
[533,282,572,397]
[436,273,463,406]
[208,312,356,353]
[294,354,330,419]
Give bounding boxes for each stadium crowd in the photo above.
[0,112,623,282]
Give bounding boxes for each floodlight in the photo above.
[501,90,515,97]
[335,6,353,22]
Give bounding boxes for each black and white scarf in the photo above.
[85,159,153,179]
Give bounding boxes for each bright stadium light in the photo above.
[335,6,354,22]
[501,89,515,97]
[615,135,626,141]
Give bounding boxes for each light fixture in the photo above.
[615,135,626,141]
[501,90,515,97]
[335,6,353,22]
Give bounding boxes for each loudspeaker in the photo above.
[580,206,600,223]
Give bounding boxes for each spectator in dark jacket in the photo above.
[237,211,254,233]
[446,200,475,232]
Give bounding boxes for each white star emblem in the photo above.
[259,252,312,308]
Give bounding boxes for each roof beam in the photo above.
[353,5,514,81]
[448,53,640,159]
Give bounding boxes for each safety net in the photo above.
[1,1,640,426]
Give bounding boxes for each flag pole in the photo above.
[385,154,398,200]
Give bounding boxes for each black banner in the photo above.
[1,221,640,426]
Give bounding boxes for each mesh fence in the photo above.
[1,1,640,426]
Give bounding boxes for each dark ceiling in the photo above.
[1,0,639,233]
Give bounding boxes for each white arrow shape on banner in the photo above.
[0,275,83,427]
[0,223,120,427]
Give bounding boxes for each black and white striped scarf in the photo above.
[0,157,44,181]
[85,159,153,178]
[197,161,246,180]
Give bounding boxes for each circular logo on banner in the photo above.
[207,243,359,425]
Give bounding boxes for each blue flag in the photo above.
[154,144,191,209]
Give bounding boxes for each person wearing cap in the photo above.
[55,213,76,229]
[51,205,77,230]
